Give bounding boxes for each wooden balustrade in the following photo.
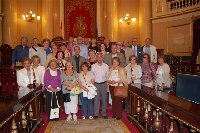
[128,85,200,133]
[0,89,43,133]
[167,0,200,11]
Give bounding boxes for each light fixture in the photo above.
[119,14,136,25]
[22,11,40,22]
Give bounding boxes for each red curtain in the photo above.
[64,0,97,39]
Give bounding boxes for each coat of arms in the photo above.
[73,16,87,37]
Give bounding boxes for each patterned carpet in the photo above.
[44,118,130,133]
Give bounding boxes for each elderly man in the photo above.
[91,52,109,119]
[12,36,29,68]
[143,38,157,63]
[69,46,86,73]
[131,38,143,64]
[104,43,126,67]
[73,36,88,58]
[122,40,133,64]
[116,42,125,56]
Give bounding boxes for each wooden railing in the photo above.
[0,89,43,133]
[128,85,200,133]
[167,0,200,11]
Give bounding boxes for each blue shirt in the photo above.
[44,47,51,57]
[145,46,151,56]
[12,45,29,64]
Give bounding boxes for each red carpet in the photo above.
[38,106,139,133]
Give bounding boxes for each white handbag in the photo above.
[50,92,60,119]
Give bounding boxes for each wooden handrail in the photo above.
[128,85,200,132]
[0,89,43,132]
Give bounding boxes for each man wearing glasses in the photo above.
[131,38,143,64]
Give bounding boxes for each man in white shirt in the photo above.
[91,53,109,119]
[143,38,157,63]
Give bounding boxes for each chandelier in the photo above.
[119,14,136,25]
[22,11,40,22]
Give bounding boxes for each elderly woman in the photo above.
[45,44,58,68]
[79,62,95,120]
[44,59,62,120]
[17,58,40,98]
[140,53,156,88]
[125,55,142,88]
[156,55,172,90]
[107,57,128,120]
[31,55,45,86]
[38,38,51,66]
[56,51,66,70]
[62,61,79,121]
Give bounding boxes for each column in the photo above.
[60,0,64,38]
[52,0,61,38]
[2,0,17,47]
[97,0,102,37]
[42,0,53,40]
[139,0,152,44]
[106,0,118,41]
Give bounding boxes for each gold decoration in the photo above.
[21,110,27,129]
[11,119,18,133]
[169,117,174,133]
[155,109,160,130]
[73,16,87,37]
[190,128,196,133]
[29,104,33,119]
[143,102,149,121]
[65,0,96,38]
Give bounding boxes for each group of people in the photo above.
[14,36,172,122]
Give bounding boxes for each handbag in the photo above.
[114,86,128,98]
[63,93,71,102]
[50,92,60,120]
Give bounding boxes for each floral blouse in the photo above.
[140,62,156,84]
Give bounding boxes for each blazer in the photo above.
[131,45,143,64]
[69,55,86,73]
[17,68,40,91]
[123,47,133,64]
[104,52,127,67]
[12,45,29,65]
[143,45,157,63]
